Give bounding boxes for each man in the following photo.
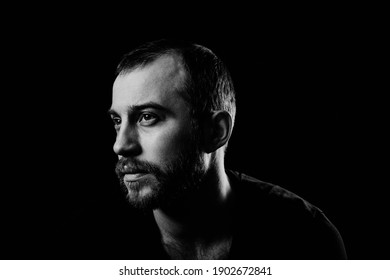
[107,39,347,259]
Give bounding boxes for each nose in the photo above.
[113,124,141,157]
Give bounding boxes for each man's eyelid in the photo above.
[140,107,165,117]
[141,110,158,116]
[139,112,159,121]
[108,104,168,123]
[110,115,121,122]
[110,114,121,120]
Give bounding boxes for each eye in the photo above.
[111,117,121,127]
[139,113,159,126]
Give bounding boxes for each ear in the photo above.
[203,110,233,153]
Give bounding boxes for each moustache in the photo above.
[115,158,162,176]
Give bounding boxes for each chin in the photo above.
[125,187,162,211]
[126,194,159,211]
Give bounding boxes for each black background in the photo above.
[1,6,388,259]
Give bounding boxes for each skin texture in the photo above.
[110,54,234,259]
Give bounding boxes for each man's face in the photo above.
[109,55,205,210]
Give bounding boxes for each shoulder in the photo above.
[227,170,347,259]
[228,170,319,216]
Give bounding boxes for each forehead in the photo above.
[112,54,188,112]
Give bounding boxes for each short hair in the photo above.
[115,39,236,126]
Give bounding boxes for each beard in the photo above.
[115,133,206,211]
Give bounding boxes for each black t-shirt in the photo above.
[60,170,347,259]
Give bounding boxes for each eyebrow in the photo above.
[107,102,171,116]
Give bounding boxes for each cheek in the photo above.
[140,125,191,164]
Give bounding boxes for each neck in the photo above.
[153,162,234,258]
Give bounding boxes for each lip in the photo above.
[123,173,148,182]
